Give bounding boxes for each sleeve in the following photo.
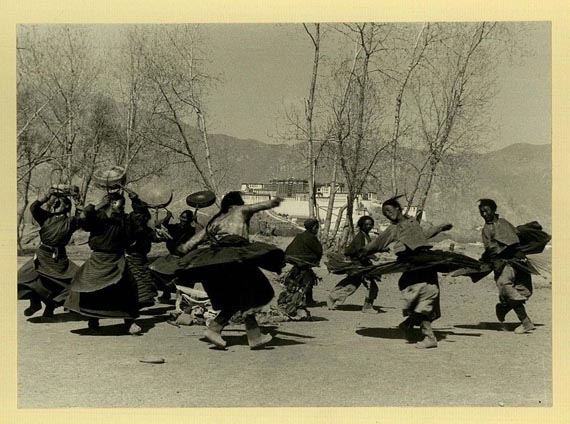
[69,216,80,233]
[481,225,501,257]
[177,228,208,255]
[344,233,364,258]
[422,223,444,239]
[78,204,98,232]
[30,200,51,226]
[130,195,148,216]
[306,234,323,263]
[361,226,397,255]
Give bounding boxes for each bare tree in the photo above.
[388,23,435,196]
[303,23,321,218]
[330,23,391,235]
[133,25,220,194]
[17,25,101,186]
[403,22,500,212]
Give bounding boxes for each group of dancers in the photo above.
[18,185,550,350]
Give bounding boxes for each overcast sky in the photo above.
[91,22,551,151]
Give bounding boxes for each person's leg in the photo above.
[416,316,438,349]
[495,301,512,323]
[204,307,238,348]
[407,283,439,348]
[362,279,379,314]
[244,314,272,349]
[24,295,42,317]
[496,265,533,332]
[42,300,56,318]
[305,285,316,306]
[513,302,535,334]
[398,312,422,343]
[327,276,360,310]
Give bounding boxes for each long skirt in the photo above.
[64,251,138,319]
[126,255,158,308]
[277,266,317,316]
[198,263,275,316]
[177,238,285,274]
[149,254,196,290]
[18,247,79,305]
[327,249,480,279]
[176,237,283,317]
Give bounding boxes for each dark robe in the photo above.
[18,200,79,305]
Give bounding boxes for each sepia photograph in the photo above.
[14,20,553,410]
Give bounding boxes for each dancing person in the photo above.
[477,199,536,333]
[64,192,141,335]
[124,191,159,309]
[327,216,382,313]
[277,218,323,317]
[150,209,198,301]
[360,196,453,349]
[177,192,285,349]
[18,188,80,317]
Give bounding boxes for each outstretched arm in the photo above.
[360,226,397,256]
[424,223,453,239]
[242,197,282,217]
[176,228,208,255]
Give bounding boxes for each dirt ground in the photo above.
[17,243,552,408]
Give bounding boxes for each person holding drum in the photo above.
[18,186,81,318]
[65,168,142,335]
[150,191,216,301]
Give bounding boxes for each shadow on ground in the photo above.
[69,315,170,336]
[355,326,483,342]
[27,312,86,324]
[199,334,306,351]
[454,322,544,331]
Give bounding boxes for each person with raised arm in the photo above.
[18,188,81,317]
[176,192,285,350]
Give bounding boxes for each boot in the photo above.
[203,319,227,348]
[326,294,338,310]
[416,320,438,349]
[245,315,272,349]
[513,305,535,334]
[158,291,171,303]
[87,318,100,329]
[24,297,42,317]
[42,301,55,318]
[495,303,511,322]
[362,299,379,314]
[305,288,317,308]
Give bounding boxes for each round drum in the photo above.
[186,190,216,209]
[94,166,127,190]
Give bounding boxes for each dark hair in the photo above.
[108,192,125,202]
[357,215,374,230]
[382,195,404,210]
[206,191,245,234]
[180,210,193,220]
[220,191,244,213]
[478,198,497,211]
[304,218,319,230]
